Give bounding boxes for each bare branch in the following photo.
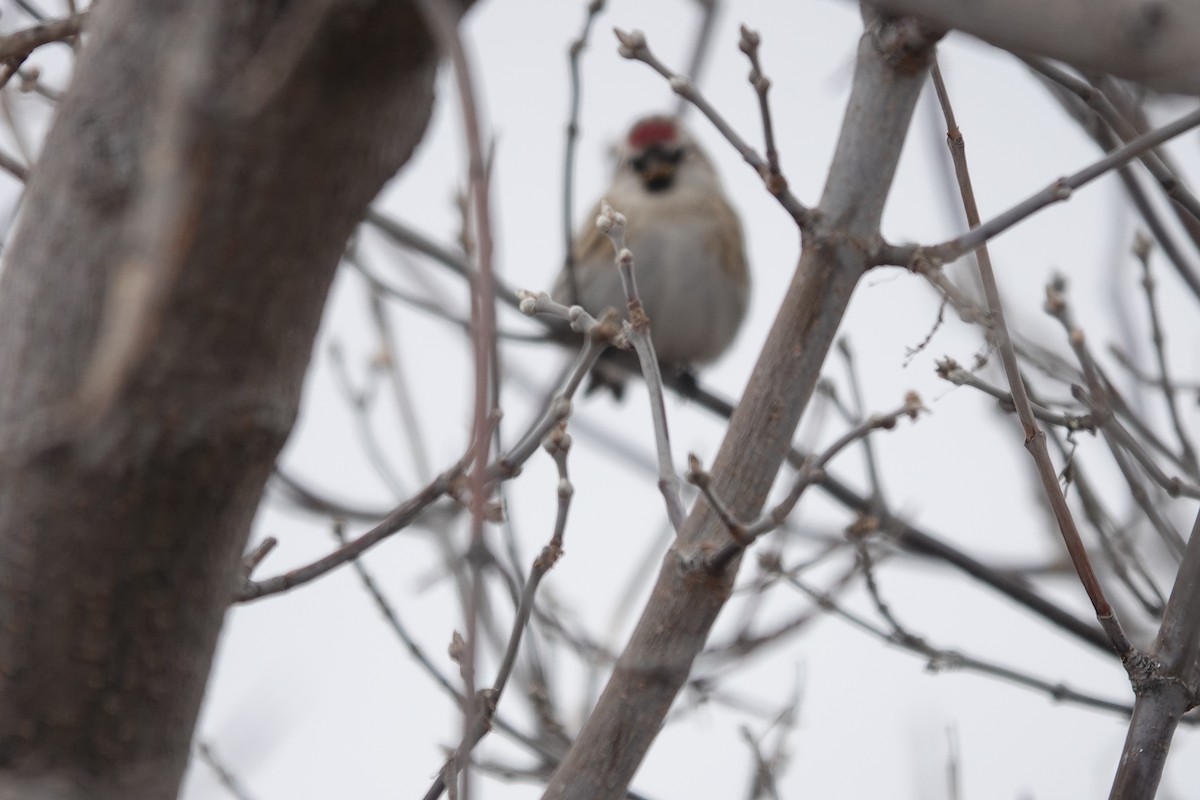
[0,146,29,182]
[1110,510,1200,798]
[1043,281,1193,557]
[935,357,1097,433]
[785,571,1142,719]
[838,338,890,508]
[864,0,1200,95]
[1044,425,1167,618]
[409,6,499,794]
[676,0,720,118]
[1024,57,1200,303]
[270,468,393,522]
[1023,57,1200,229]
[238,458,466,602]
[0,10,87,61]
[614,27,812,227]
[424,425,575,800]
[1132,236,1198,472]
[696,393,925,572]
[929,60,1137,663]
[196,740,257,800]
[889,105,1200,270]
[598,201,686,530]
[738,25,786,197]
[559,0,606,304]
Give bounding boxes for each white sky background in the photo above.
[3,0,1196,798]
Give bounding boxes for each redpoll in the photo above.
[557,115,750,384]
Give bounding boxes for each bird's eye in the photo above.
[630,146,685,175]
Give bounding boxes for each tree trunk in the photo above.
[0,2,441,798]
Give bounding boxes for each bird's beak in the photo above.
[639,156,677,191]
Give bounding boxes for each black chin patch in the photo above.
[643,174,674,192]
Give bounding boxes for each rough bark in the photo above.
[541,13,939,800]
[0,2,440,798]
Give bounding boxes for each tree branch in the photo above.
[1109,510,1200,799]
[863,0,1200,95]
[541,15,939,799]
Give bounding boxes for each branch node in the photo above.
[668,75,692,96]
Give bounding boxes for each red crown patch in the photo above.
[628,118,678,151]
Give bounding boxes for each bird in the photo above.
[555,114,750,391]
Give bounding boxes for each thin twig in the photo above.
[946,727,961,800]
[347,250,545,343]
[659,374,1116,655]
[270,468,393,522]
[1022,57,1200,227]
[1132,235,1198,472]
[238,537,277,584]
[784,573,1143,719]
[676,0,720,119]
[739,723,784,800]
[891,104,1200,270]
[332,521,460,699]
[614,28,812,228]
[238,457,468,601]
[0,10,88,61]
[1101,75,1200,262]
[1043,281,1189,557]
[560,0,605,304]
[327,339,407,498]
[738,26,786,197]
[494,293,618,477]
[324,524,566,773]
[1045,272,1199,507]
[929,61,1136,664]
[410,6,500,795]
[597,201,686,530]
[903,295,948,366]
[0,147,28,182]
[838,338,887,510]
[697,394,925,572]
[0,59,26,93]
[1109,345,1200,395]
[935,357,1096,433]
[1044,425,1167,617]
[1026,59,1200,305]
[707,546,853,665]
[1101,367,1200,482]
[16,64,65,102]
[367,282,434,481]
[423,424,575,800]
[196,740,257,800]
[854,530,907,636]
